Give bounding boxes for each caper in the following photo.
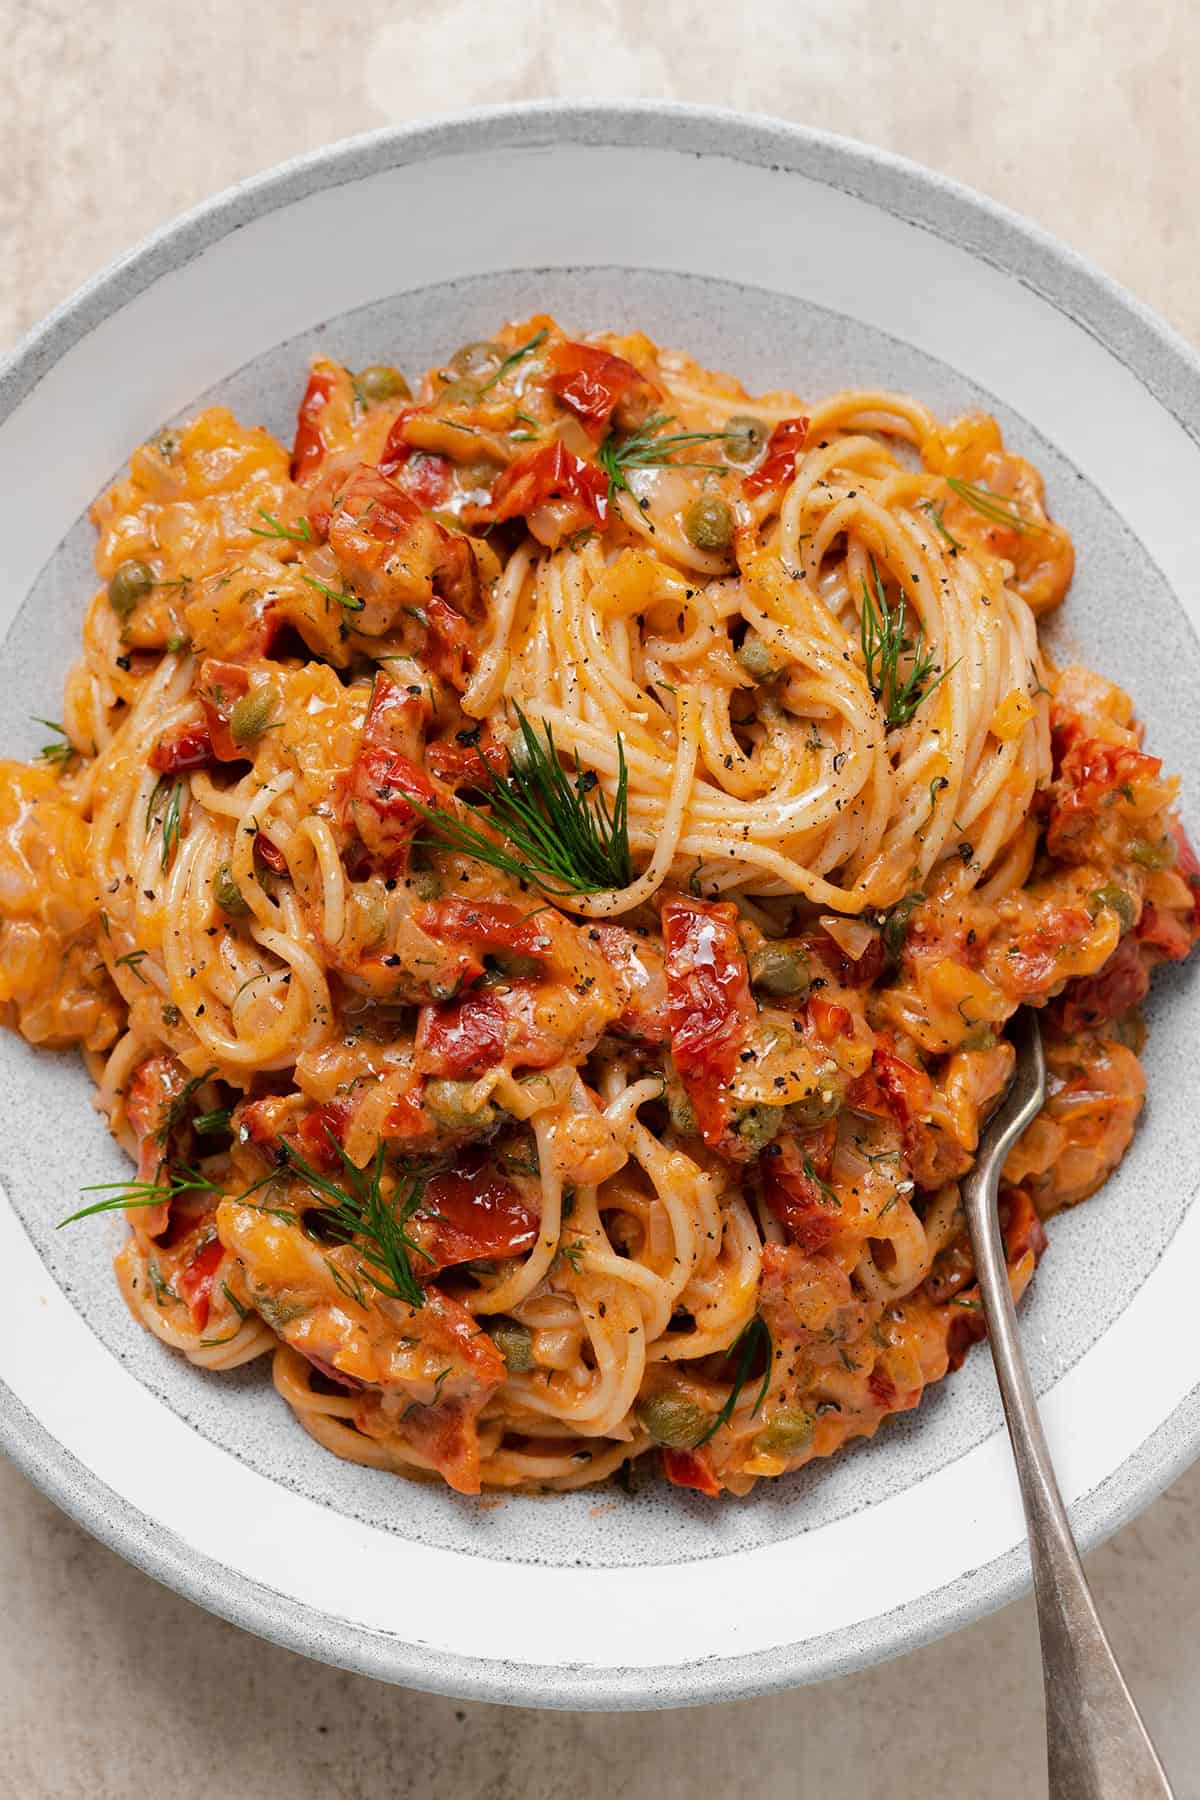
[356,364,411,405]
[107,559,155,619]
[450,340,501,377]
[723,414,768,465]
[424,1078,497,1133]
[229,686,276,745]
[1130,837,1175,871]
[735,1104,783,1154]
[749,942,811,996]
[214,863,249,917]
[683,495,734,553]
[665,1079,697,1137]
[736,631,785,683]
[410,868,441,901]
[786,1079,845,1130]
[1090,882,1136,933]
[637,1392,708,1449]
[489,1318,535,1374]
[755,1406,815,1456]
[438,377,479,408]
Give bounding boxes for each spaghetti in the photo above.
[0,317,1195,1497]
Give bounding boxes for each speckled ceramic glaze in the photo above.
[0,103,1197,1709]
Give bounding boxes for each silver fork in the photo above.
[960,1008,1174,1799]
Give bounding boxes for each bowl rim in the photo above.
[2,97,1199,1709]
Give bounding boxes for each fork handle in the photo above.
[961,1163,1174,1799]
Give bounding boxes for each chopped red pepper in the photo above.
[290,365,341,483]
[548,340,660,436]
[661,1447,721,1498]
[377,406,424,478]
[591,924,670,1044]
[418,1150,539,1268]
[196,658,251,762]
[176,1234,225,1330]
[661,894,755,1148]
[424,737,511,788]
[1047,736,1163,858]
[806,995,853,1045]
[415,989,508,1078]
[1001,905,1094,996]
[125,1053,189,1224]
[149,718,213,774]
[294,1099,354,1172]
[762,1123,840,1252]
[254,831,288,875]
[463,442,609,529]
[742,417,809,499]
[416,898,555,960]
[1059,936,1149,1033]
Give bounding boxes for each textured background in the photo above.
[3,2,1199,1794]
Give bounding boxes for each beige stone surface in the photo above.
[2,0,1199,1793]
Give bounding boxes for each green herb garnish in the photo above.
[917,499,964,551]
[945,477,1042,535]
[558,1238,587,1274]
[476,326,549,396]
[194,1108,233,1137]
[146,776,185,871]
[302,573,364,612]
[326,1258,369,1309]
[876,891,925,970]
[250,509,312,543]
[282,1138,432,1309]
[34,718,74,765]
[802,1156,841,1210]
[413,707,631,896]
[860,557,956,728]
[114,949,149,984]
[59,1163,219,1228]
[694,1316,772,1447]
[596,414,728,501]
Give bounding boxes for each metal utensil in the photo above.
[960,1008,1174,1798]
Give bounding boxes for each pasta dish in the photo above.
[0,318,1195,1497]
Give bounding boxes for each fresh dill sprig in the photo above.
[33,718,75,765]
[945,476,1042,535]
[414,707,632,896]
[596,414,728,501]
[146,775,185,871]
[59,1164,219,1228]
[557,1238,587,1274]
[113,949,149,984]
[281,1138,432,1309]
[694,1316,772,1447]
[326,1258,370,1309]
[250,508,312,543]
[802,1156,842,1210]
[917,499,964,551]
[302,573,365,612]
[476,326,549,396]
[859,557,956,729]
[194,1108,232,1137]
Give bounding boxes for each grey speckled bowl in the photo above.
[0,102,1197,1709]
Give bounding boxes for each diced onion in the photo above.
[819,914,879,961]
